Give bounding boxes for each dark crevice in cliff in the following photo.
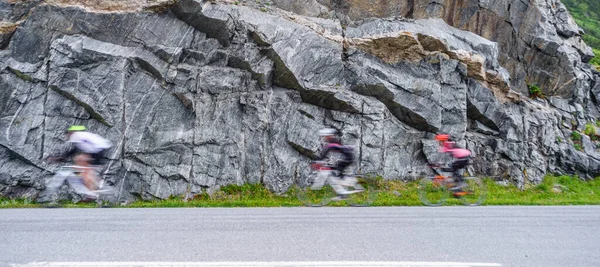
[40,86,49,160]
[341,19,349,61]
[259,45,303,91]
[351,83,437,133]
[466,99,500,131]
[189,109,197,192]
[48,85,112,127]
[133,57,164,81]
[171,0,232,47]
[379,117,385,175]
[385,101,437,132]
[358,101,365,171]
[590,76,599,105]
[297,109,315,120]
[298,89,360,114]
[226,51,272,89]
[406,0,415,18]
[415,140,430,167]
[7,67,38,83]
[0,29,16,50]
[0,144,45,171]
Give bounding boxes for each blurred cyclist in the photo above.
[435,134,471,195]
[314,128,358,198]
[317,128,354,178]
[48,125,112,199]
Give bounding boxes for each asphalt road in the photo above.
[0,206,598,267]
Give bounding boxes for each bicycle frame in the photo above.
[45,165,105,195]
[431,174,455,188]
[46,166,80,188]
[309,162,334,190]
[308,162,363,194]
[417,160,486,206]
[429,164,458,186]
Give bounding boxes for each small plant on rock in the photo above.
[584,122,597,139]
[527,83,543,99]
[588,121,600,143]
[571,119,579,130]
[571,131,584,151]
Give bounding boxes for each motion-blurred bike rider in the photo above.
[315,128,359,198]
[435,134,471,196]
[48,125,112,200]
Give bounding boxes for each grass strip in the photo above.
[1,175,598,208]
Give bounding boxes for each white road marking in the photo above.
[12,261,502,267]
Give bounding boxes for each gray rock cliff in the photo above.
[0,0,598,202]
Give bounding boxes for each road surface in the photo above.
[0,206,598,266]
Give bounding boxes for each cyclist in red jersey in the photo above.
[436,134,471,194]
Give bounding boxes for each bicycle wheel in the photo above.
[344,175,379,207]
[418,176,449,206]
[40,176,66,208]
[90,189,111,208]
[456,176,487,206]
[295,171,337,207]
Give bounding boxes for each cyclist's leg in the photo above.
[340,160,360,186]
[337,161,352,178]
[450,158,469,192]
[67,175,90,194]
[74,153,97,190]
[90,149,106,183]
[66,174,97,199]
[452,158,469,181]
[328,172,349,196]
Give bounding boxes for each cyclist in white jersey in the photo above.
[49,125,112,198]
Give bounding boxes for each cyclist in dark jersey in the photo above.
[316,128,354,179]
[314,128,358,199]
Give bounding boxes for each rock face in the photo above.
[271,0,595,99]
[0,0,41,49]
[0,0,599,202]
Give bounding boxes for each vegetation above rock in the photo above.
[562,0,600,69]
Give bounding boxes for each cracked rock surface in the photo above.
[0,0,599,202]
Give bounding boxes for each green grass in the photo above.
[1,175,598,208]
[591,48,600,67]
[0,198,100,208]
[484,175,600,205]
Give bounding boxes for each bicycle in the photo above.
[41,165,115,207]
[417,163,487,206]
[294,161,378,207]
